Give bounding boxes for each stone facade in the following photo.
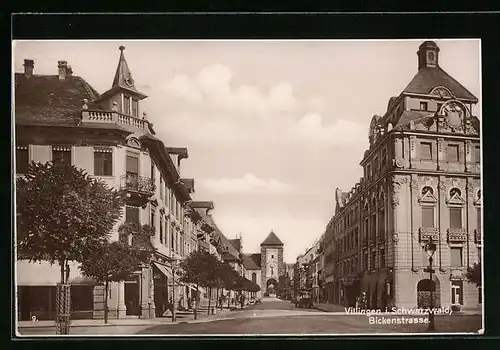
[322,41,481,312]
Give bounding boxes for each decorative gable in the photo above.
[447,192,466,205]
[419,190,438,203]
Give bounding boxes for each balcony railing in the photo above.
[82,110,149,131]
[447,228,467,242]
[419,227,439,242]
[121,174,155,195]
[474,229,482,244]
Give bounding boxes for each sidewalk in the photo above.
[18,307,233,330]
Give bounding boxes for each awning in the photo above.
[17,260,97,286]
[153,262,173,279]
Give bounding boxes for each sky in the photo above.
[13,39,481,263]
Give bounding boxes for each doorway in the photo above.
[124,275,140,316]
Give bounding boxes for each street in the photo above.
[137,297,482,335]
[17,297,482,336]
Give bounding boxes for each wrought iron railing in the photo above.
[121,173,155,194]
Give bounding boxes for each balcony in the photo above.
[474,229,482,244]
[418,227,439,242]
[121,173,156,207]
[82,110,150,132]
[447,228,467,242]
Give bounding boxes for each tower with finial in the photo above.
[417,40,440,70]
[260,230,284,296]
[93,45,148,119]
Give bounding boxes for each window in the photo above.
[125,206,139,223]
[371,213,376,240]
[374,157,379,174]
[159,176,164,201]
[124,96,131,115]
[271,255,274,259]
[421,142,432,160]
[450,247,463,267]
[126,154,139,175]
[94,148,113,176]
[52,146,71,165]
[370,250,376,270]
[477,208,482,233]
[448,144,459,162]
[437,103,443,111]
[150,162,155,182]
[475,146,481,163]
[478,247,482,263]
[381,149,387,168]
[16,146,29,174]
[420,101,428,111]
[478,287,482,304]
[150,207,156,232]
[449,208,462,229]
[131,99,138,117]
[252,273,257,284]
[159,216,164,244]
[380,248,385,268]
[451,280,464,305]
[422,206,434,228]
[367,165,372,179]
[378,209,385,235]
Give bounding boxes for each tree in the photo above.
[179,250,219,319]
[79,241,154,323]
[16,162,124,277]
[16,162,124,333]
[466,262,482,287]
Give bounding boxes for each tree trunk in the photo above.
[194,284,198,320]
[227,290,231,309]
[207,287,212,316]
[215,287,219,312]
[104,281,109,324]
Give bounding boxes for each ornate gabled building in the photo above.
[15,46,219,321]
[322,41,481,311]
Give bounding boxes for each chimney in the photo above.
[23,59,34,78]
[58,60,68,80]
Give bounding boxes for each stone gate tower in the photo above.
[260,231,284,295]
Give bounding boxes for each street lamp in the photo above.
[424,237,437,331]
[170,259,179,322]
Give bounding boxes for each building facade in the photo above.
[15,47,223,321]
[322,41,481,311]
[260,231,285,296]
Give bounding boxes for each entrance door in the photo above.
[124,276,140,316]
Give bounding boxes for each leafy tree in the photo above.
[79,241,154,323]
[466,262,482,287]
[179,250,219,319]
[16,162,124,281]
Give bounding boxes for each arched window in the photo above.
[450,188,461,198]
[252,272,257,284]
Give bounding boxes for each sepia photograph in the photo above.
[12,39,483,336]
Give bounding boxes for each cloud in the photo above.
[199,173,298,194]
[288,114,365,147]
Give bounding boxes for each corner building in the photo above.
[323,41,482,311]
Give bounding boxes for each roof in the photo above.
[241,254,260,270]
[180,178,195,193]
[228,239,241,252]
[14,73,100,126]
[201,213,240,261]
[260,231,284,246]
[403,66,478,102]
[250,253,261,268]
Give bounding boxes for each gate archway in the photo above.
[266,278,278,295]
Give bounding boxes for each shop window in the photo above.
[451,280,464,305]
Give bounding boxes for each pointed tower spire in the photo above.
[112,45,138,91]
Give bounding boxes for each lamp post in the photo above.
[424,237,437,331]
[170,259,178,322]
